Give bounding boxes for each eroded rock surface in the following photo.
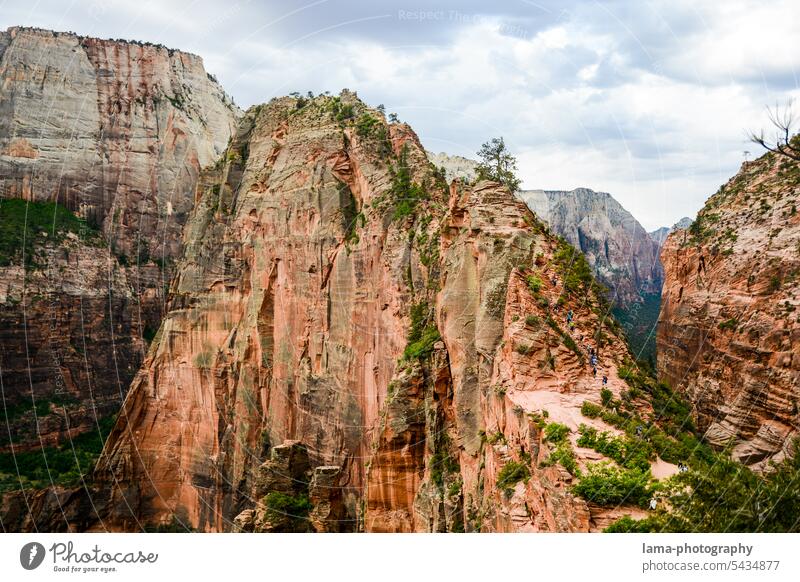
[0,27,239,451]
[658,151,800,469]
[86,93,655,532]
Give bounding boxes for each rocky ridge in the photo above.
[658,149,800,469]
[47,92,675,533]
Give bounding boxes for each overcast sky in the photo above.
[3,0,799,229]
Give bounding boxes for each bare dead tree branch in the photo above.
[748,102,800,161]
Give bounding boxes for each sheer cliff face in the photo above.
[658,151,800,469]
[518,189,663,304]
[93,93,646,532]
[0,27,239,450]
[0,26,238,257]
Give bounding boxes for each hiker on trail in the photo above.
[602,374,608,386]
[590,354,597,367]
[649,498,657,511]
[592,366,597,377]
[568,321,575,331]
[567,309,573,323]
[636,425,644,438]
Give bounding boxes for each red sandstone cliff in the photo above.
[84,92,664,532]
[658,149,800,469]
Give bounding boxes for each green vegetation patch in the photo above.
[0,415,116,492]
[2,393,78,422]
[0,199,102,267]
[496,460,531,492]
[573,461,656,508]
[388,146,430,221]
[403,302,441,361]
[611,292,661,366]
[264,491,312,520]
[577,425,653,472]
[605,440,800,532]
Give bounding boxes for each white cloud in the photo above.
[1,0,798,229]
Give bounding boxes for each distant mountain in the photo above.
[426,151,478,182]
[427,152,662,303]
[650,217,693,248]
[516,188,663,305]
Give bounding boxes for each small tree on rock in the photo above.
[748,102,800,161]
[476,137,522,192]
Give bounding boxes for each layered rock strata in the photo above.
[658,150,800,469]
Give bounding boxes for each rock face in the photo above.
[0,27,239,450]
[0,232,143,451]
[0,27,238,257]
[86,92,654,532]
[658,151,800,469]
[426,151,478,183]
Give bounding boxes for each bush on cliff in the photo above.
[573,462,655,508]
[496,460,531,492]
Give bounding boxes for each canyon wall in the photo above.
[0,27,239,452]
[658,150,800,469]
[84,93,659,532]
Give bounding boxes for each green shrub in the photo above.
[717,318,738,331]
[544,422,570,443]
[515,343,532,355]
[561,333,582,358]
[526,275,543,293]
[603,515,657,533]
[389,145,429,220]
[573,462,655,507]
[528,411,547,429]
[577,425,653,472]
[542,441,578,475]
[403,302,441,361]
[355,113,381,138]
[618,361,695,431]
[496,460,531,491]
[581,401,602,418]
[600,388,614,407]
[264,491,312,520]
[486,431,506,445]
[525,315,540,327]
